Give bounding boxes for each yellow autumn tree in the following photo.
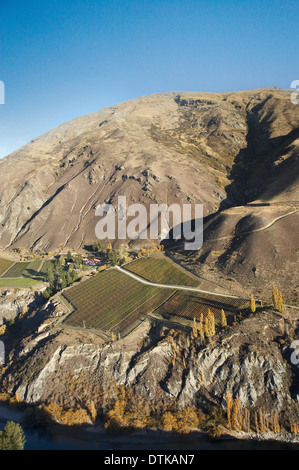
[0,324,6,336]
[272,285,279,308]
[205,309,215,337]
[231,395,242,431]
[210,310,215,336]
[192,317,198,338]
[204,316,210,338]
[226,391,233,429]
[291,423,298,436]
[271,411,280,434]
[174,407,199,434]
[250,294,256,313]
[162,411,177,431]
[221,309,227,328]
[277,291,284,313]
[198,313,204,341]
[89,400,97,422]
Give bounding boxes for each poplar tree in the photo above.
[198,313,204,342]
[192,317,198,338]
[207,309,215,336]
[204,316,210,338]
[231,396,242,431]
[272,285,279,308]
[226,391,233,429]
[221,309,227,328]
[250,294,256,313]
[277,291,284,313]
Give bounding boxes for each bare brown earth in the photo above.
[0,87,298,301]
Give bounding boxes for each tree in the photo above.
[174,407,199,434]
[204,316,210,338]
[42,287,52,300]
[66,250,73,262]
[272,285,278,308]
[221,309,227,328]
[54,256,64,272]
[0,324,7,336]
[89,400,97,422]
[108,250,118,266]
[277,291,284,313]
[0,421,26,450]
[231,396,242,431]
[111,332,116,342]
[206,309,215,337]
[92,241,102,253]
[226,391,233,429]
[162,411,177,431]
[192,317,198,338]
[250,294,256,313]
[46,265,55,284]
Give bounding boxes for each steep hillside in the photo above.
[0,88,297,253]
[0,88,298,300]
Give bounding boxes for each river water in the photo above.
[0,405,298,450]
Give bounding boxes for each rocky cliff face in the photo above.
[2,298,298,428]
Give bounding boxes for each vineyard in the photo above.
[1,260,43,278]
[63,269,172,334]
[123,257,200,287]
[0,258,14,277]
[155,290,250,325]
[62,257,250,337]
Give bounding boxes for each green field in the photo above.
[0,277,41,287]
[38,259,56,278]
[0,258,15,277]
[63,269,171,334]
[123,257,200,287]
[22,260,43,277]
[2,260,43,279]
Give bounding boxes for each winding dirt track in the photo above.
[115,266,250,301]
[206,208,298,243]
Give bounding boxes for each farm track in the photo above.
[116,266,251,301]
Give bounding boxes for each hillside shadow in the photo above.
[161,211,218,251]
[221,97,299,207]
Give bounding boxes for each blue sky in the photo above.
[0,0,298,157]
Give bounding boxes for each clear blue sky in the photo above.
[0,0,298,157]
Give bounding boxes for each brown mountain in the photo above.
[0,88,298,299]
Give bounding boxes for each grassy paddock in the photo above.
[1,260,43,279]
[0,258,15,277]
[0,277,41,287]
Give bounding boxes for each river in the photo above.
[0,405,297,450]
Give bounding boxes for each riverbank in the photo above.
[0,404,298,450]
